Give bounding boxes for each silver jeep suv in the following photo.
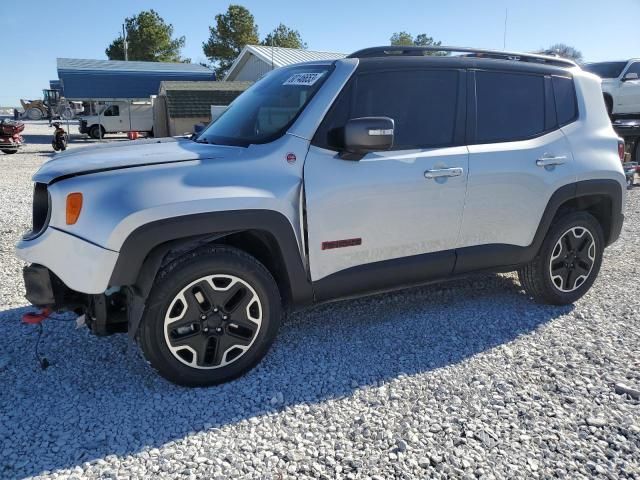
[17,46,626,386]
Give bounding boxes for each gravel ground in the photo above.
[1,121,639,480]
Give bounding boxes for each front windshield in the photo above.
[583,62,627,78]
[198,64,334,147]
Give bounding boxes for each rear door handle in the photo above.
[536,155,567,167]
[424,167,464,179]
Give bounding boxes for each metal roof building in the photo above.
[224,45,346,81]
[57,58,215,100]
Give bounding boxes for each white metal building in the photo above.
[224,45,346,81]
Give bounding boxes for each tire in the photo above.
[60,107,74,120]
[26,107,44,121]
[604,95,613,117]
[1,149,18,154]
[138,246,282,387]
[89,125,104,139]
[518,211,604,305]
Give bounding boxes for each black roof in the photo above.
[348,46,577,68]
[353,54,573,77]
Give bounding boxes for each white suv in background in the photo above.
[583,59,640,116]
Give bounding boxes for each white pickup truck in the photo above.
[583,59,640,116]
[79,101,153,139]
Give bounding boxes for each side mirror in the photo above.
[623,72,639,81]
[340,117,394,160]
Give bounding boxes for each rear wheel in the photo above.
[604,95,613,116]
[138,246,282,387]
[1,149,18,154]
[518,212,604,305]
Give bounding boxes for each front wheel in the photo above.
[518,212,604,305]
[88,125,104,139]
[138,246,282,387]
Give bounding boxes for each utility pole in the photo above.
[122,23,128,61]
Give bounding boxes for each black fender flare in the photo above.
[109,210,314,306]
[533,178,623,248]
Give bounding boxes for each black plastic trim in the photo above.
[23,264,56,306]
[313,250,454,302]
[348,46,577,68]
[109,210,314,306]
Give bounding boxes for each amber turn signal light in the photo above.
[66,193,83,225]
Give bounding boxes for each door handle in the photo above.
[536,155,567,167]
[424,167,464,179]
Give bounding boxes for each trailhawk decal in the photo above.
[321,238,362,250]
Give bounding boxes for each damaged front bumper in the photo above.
[22,264,128,336]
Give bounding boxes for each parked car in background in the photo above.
[79,101,153,139]
[17,46,626,387]
[583,60,640,116]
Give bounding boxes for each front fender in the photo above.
[109,209,313,306]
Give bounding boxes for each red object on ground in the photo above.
[22,308,51,325]
[127,131,139,140]
[0,120,25,136]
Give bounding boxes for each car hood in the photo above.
[33,137,243,184]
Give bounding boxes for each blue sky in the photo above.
[1,0,638,106]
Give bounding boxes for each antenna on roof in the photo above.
[503,8,508,49]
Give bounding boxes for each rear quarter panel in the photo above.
[564,70,626,197]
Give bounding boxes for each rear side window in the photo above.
[475,71,545,143]
[552,76,578,126]
[314,69,459,150]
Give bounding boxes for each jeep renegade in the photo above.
[17,46,626,386]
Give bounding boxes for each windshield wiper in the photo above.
[195,137,209,144]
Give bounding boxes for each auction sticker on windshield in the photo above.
[283,72,325,86]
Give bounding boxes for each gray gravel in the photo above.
[1,121,639,479]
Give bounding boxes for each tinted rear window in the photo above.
[476,71,545,143]
[552,76,578,126]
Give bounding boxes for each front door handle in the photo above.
[424,167,464,179]
[536,155,567,167]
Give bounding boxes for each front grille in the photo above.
[23,183,50,240]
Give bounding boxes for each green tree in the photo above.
[203,5,259,78]
[262,23,307,49]
[105,10,186,62]
[390,31,414,46]
[539,43,583,63]
[390,31,445,55]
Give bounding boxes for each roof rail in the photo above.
[347,46,578,68]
